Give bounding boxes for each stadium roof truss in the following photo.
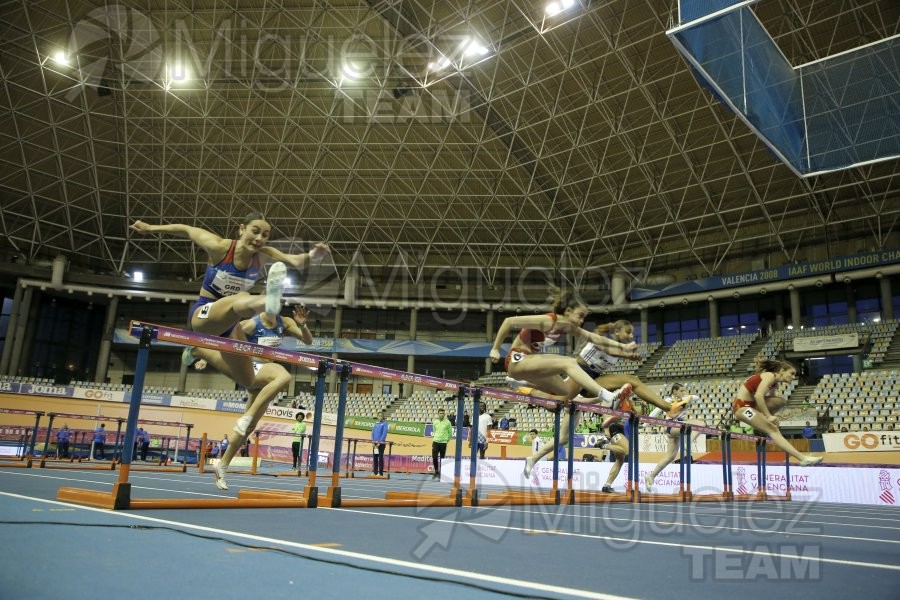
[0,0,897,296]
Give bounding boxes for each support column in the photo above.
[852,285,863,371]
[485,309,495,375]
[789,286,802,330]
[775,294,786,331]
[640,307,649,344]
[8,286,34,377]
[879,274,894,321]
[18,289,41,377]
[328,307,342,393]
[0,282,24,375]
[406,308,418,397]
[95,296,119,384]
[846,282,858,323]
[708,297,719,338]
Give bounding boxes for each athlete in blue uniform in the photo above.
[190,305,314,489]
[130,213,327,489]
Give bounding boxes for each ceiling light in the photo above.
[341,61,367,80]
[132,271,144,282]
[428,56,452,71]
[460,37,489,57]
[546,0,576,16]
[170,64,187,81]
[53,51,70,66]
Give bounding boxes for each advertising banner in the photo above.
[486,429,519,445]
[344,416,426,437]
[442,459,900,505]
[793,333,859,352]
[630,250,900,300]
[517,431,708,453]
[823,431,900,452]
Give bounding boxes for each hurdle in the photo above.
[57,324,317,509]
[245,338,589,507]
[36,412,193,472]
[0,408,42,468]
[564,406,638,504]
[328,364,463,508]
[631,416,690,502]
[55,320,628,509]
[727,431,770,501]
[336,436,392,477]
[634,415,686,503]
[733,437,792,502]
[380,386,468,507]
[35,413,119,470]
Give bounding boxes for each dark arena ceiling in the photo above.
[1,0,898,302]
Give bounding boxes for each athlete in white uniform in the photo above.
[516,320,674,479]
[643,383,703,492]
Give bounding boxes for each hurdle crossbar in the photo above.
[57,324,316,510]
[120,321,580,508]
[0,408,42,468]
[38,412,192,472]
[329,367,462,508]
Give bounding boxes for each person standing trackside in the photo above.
[476,401,492,460]
[139,428,151,462]
[55,425,71,459]
[92,423,106,460]
[431,408,453,480]
[802,421,815,441]
[372,411,388,476]
[133,427,145,462]
[291,413,307,471]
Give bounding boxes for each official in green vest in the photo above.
[431,408,453,480]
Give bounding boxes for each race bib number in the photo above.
[210,270,254,296]
[197,303,212,320]
[742,408,755,420]
[256,334,283,347]
[510,352,526,363]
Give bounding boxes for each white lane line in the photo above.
[0,491,636,600]
[332,507,900,572]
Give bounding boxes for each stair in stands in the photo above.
[736,335,770,374]
[878,328,900,369]
[634,344,668,380]
[786,383,816,409]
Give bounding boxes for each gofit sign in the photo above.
[823,431,900,452]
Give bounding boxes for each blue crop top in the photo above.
[199,240,262,298]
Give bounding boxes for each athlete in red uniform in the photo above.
[489,286,636,477]
[733,358,822,466]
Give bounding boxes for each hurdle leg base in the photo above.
[57,482,131,510]
[324,486,341,507]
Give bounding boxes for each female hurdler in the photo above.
[131,213,328,489]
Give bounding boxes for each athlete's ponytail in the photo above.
[755,357,794,373]
[547,284,585,315]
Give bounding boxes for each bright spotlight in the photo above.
[53,51,70,66]
[341,61,367,80]
[170,64,187,81]
[132,271,144,282]
[428,56,452,72]
[546,0,576,16]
